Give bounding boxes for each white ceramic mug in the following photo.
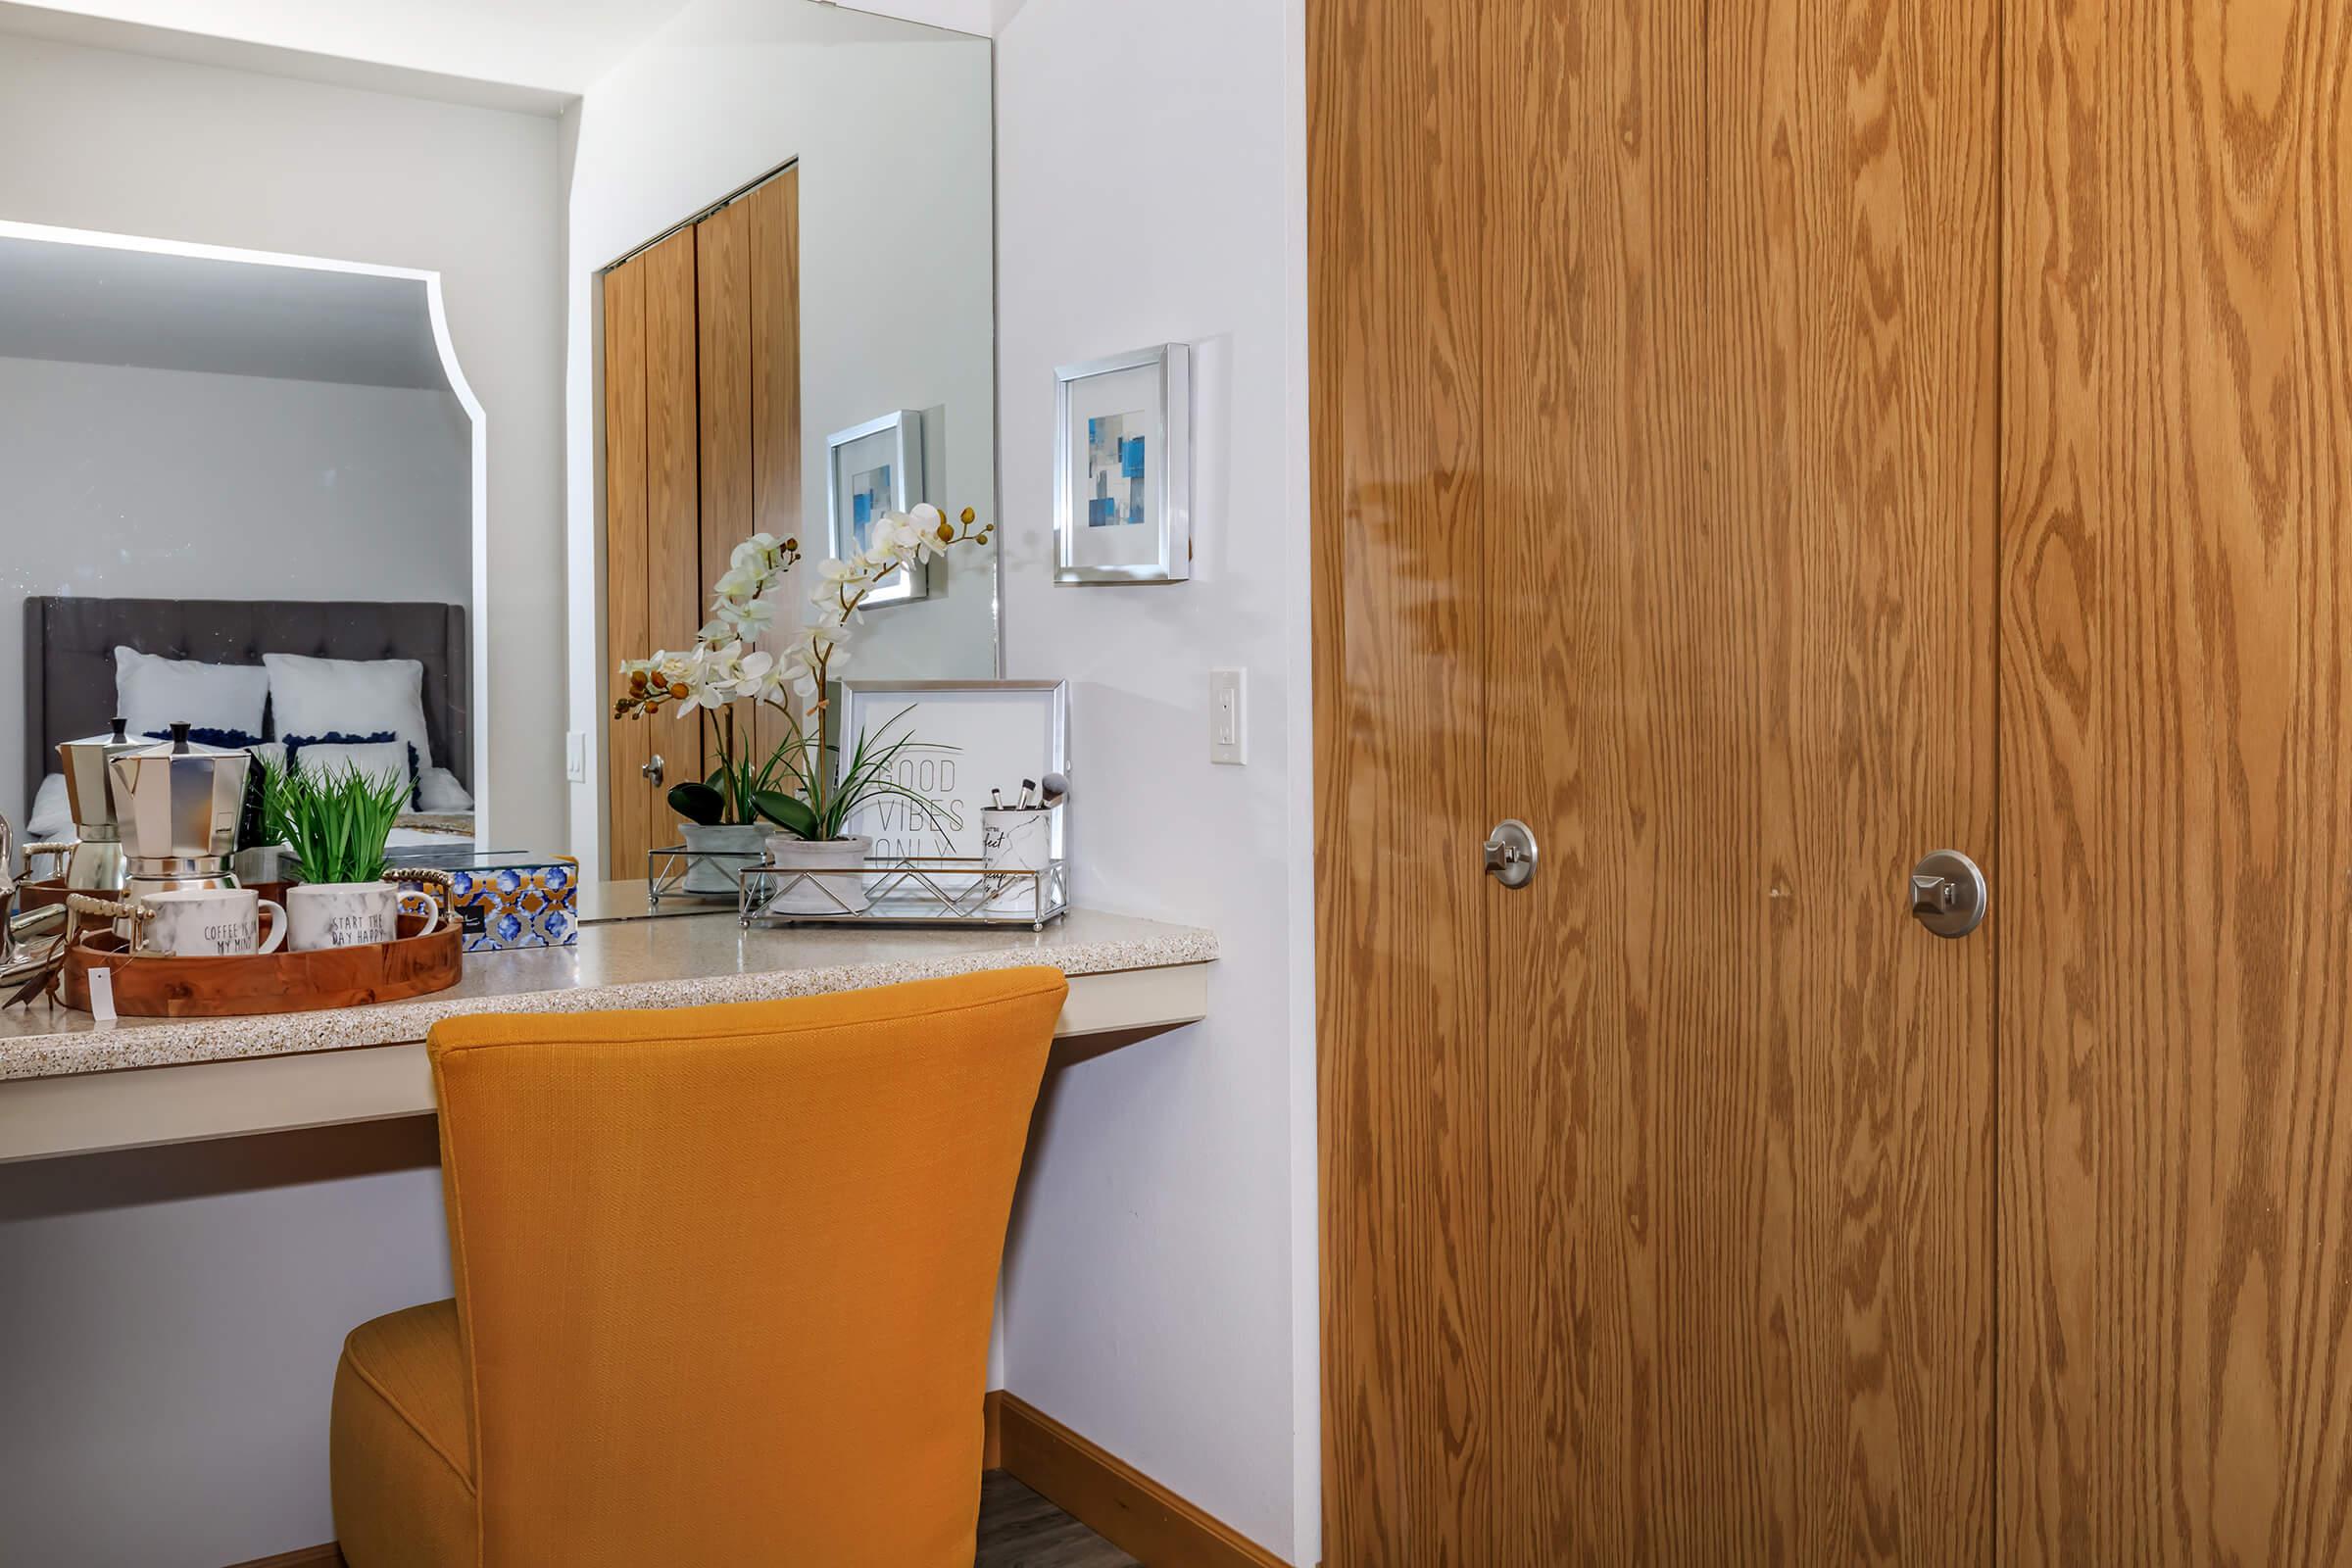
[286,881,442,952]
[134,887,287,957]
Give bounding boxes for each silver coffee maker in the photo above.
[53,715,147,892]
[109,721,251,901]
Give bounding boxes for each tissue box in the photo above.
[387,849,578,952]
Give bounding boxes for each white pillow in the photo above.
[115,647,270,739]
[27,772,73,842]
[264,654,433,775]
[249,740,288,777]
[292,739,413,798]
[416,765,473,812]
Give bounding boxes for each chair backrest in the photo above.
[426,966,1068,1567]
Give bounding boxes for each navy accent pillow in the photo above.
[142,726,265,751]
[284,731,421,809]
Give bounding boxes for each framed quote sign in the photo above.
[834,679,1070,864]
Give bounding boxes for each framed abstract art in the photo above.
[825,410,929,606]
[1054,344,1191,584]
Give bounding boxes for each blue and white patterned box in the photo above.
[384,852,580,953]
[447,858,577,952]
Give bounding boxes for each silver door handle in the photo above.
[1484,819,1538,889]
[642,754,665,786]
[1908,849,1986,938]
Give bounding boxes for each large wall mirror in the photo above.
[586,1,996,884]
[0,223,486,858]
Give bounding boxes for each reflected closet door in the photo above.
[605,172,800,874]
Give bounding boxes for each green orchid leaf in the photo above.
[667,780,729,826]
[753,789,818,839]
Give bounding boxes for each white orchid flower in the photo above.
[730,534,783,573]
[713,564,763,602]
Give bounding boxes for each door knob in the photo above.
[1908,849,1986,938]
[1484,819,1539,890]
[642,754,665,786]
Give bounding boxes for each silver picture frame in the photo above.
[825,409,929,607]
[1054,344,1192,585]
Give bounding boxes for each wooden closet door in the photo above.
[603,230,702,872]
[698,170,802,775]
[1999,4,2352,1560]
[603,251,654,872]
[1312,0,1998,1559]
[745,170,801,771]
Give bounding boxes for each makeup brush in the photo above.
[1039,772,1069,808]
[1016,778,1037,809]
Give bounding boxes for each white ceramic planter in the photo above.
[679,822,768,896]
[762,834,873,916]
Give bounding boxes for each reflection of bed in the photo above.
[23,597,471,824]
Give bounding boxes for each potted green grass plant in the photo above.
[262,757,436,950]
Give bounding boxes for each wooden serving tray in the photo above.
[59,911,463,1018]
[23,878,297,912]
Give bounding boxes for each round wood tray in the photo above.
[59,910,462,1018]
[21,878,297,912]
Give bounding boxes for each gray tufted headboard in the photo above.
[23,597,470,803]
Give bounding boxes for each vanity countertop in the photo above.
[0,907,1216,1084]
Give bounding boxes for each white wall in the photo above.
[994,0,1316,1562]
[562,0,997,881]
[0,1124,451,1567]
[0,28,566,841]
[0,31,559,1565]
[0,356,471,829]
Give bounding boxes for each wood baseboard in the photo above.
[233,1393,1257,1568]
[994,1392,1288,1568]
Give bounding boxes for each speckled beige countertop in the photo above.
[0,907,1216,1084]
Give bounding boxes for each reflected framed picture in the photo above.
[826,410,929,607]
[1054,344,1191,584]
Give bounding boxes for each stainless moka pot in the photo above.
[109,721,251,900]
[54,715,146,892]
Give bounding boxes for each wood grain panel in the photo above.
[1309,0,1493,1555]
[1477,1,1701,1555]
[602,257,654,873]
[643,227,703,827]
[746,169,802,772]
[1682,0,1998,1558]
[696,197,752,788]
[1317,0,1997,1558]
[697,196,753,613]
[1999,2,2352,1560]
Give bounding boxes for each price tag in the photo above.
[88,966,118,1026]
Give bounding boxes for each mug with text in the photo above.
[286,881,442,952]
[134,887,287,957]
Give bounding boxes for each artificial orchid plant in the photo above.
[614,504,990,842]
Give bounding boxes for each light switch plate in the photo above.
[1210,668,1247,765]
[565,730,588,783]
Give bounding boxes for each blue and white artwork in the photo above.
[849,463,894,551]
[1086,413,1149,527]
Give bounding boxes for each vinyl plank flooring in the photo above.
[975,1470,1138,1568]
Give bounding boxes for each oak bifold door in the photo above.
[602,166,801,873]
[1311,1,2352,1563]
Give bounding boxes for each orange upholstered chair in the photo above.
[328,966,1068,1568]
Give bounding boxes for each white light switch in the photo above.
[1210,668,1247,765]
[565,730,588,783]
